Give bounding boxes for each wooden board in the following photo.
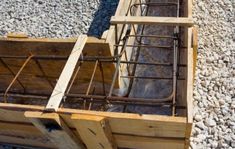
[71,115,117,149]
[0,103,188,148]
[192,26,198,80]
[0,0,194,148]
[0,36,118,100]
[0,120,53,148]
[0,103,187,138]
[45,35,87,111]
[24,111,84,149]
[105,0,140,90]
[115,134,185,149]
[111,16,194,26]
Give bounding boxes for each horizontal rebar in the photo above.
[1,92,173,104]
[114,44,172,49]
[126,34,176,39]
[0,92,187,108]
[120,76,185,80]
[0,55,187,67]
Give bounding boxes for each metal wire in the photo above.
[0,0,183,115]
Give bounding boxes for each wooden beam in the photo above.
[24,111,84,149]
[45,35,87,111]
[7,32,28,38]
[0,103,187,138]
[0,135,54,149]
[71,114,117,149]
[0,122,53,148]
[186,27,194,125]
[192,26,198,80]
[111,16,194,26]
[114,134,185,149]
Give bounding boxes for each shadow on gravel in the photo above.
[87,0,119,37]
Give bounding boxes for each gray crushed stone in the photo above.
[191,0,235,148]
[0,0,234,148]
[0,0,119,38]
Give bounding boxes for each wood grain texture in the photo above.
[0,0,194,148]
[71,113,187,138]
[72,115,117,149]
[0,36,118,102]
[114,134,185,149]
[111,16,194,26]
[45,35,87,111]
[25,111,84,149]
[192,26,198,80]
[0,102,187,148]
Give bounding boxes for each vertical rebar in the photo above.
[84,60,98,109]
[172,0,180,116]
[99,61,106,95]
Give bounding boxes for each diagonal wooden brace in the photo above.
[45,35,87,111]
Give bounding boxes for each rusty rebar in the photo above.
[84,60,98,109]
[3,55,33,103]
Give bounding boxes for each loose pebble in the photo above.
[191,0,234,148]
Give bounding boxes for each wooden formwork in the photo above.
[0,0,197,148]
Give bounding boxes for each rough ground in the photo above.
[0,0,234,148]
[0,0,118,37]
[191,0,235,148]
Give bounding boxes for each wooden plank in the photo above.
[111,16,194,26]
[24,111,84,149]
[0,135,55,149]
[0,36,118,95]
[72,115,117,149]
[105,0,140,90]
[192,26,198,80]
[0,103,187,147]
[114,134,185,149]
[45,35,87,111]
[0,103,187,139]
[7,32,28,38]
[185,27,194,148]
[0,122,40,135]
[0,121,53,148]
[114,0,130,16]
[186,27,194,125]
[0,103,187,138]
[185,123,193,149]
[106,0,138,45]
[0,36,105,43]
[71,112,187,138]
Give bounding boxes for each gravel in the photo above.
[191,0,235,148]
[0,0,118,38]
[0,0,234,149]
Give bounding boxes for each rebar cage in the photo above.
[0,0,189,116]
